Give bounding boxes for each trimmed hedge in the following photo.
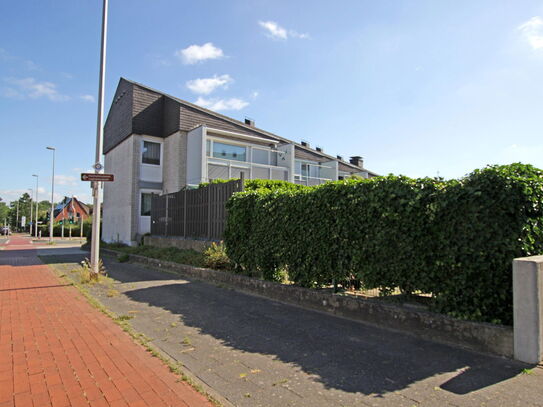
[224,164,543,324]
[199,178,307,192]
[38,222,92,238]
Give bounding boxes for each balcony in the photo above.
[294,174,333,186]
[207,157,288,181]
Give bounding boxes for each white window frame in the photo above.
[139,189,161,217]
[141,137,163,167]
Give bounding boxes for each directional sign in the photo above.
[81,173,114,182]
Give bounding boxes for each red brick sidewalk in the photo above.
[0,235,214,407]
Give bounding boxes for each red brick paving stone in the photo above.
[0,236,213,407]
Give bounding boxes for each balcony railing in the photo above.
[294,174,333,186]
[207,157,288,182]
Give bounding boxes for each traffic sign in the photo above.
[81,173,114,182]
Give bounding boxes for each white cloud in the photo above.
[195,97,249,111]
[54,175,78,186]
[258,21,309,40]
[80,94,95,102]
[0,48,39,71]
[186,74,233,95]
[251,91,259,99]
[3,77,70,101]
[518,16,543,50]
[175,43,224,64]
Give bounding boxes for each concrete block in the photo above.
[513,255,543,363]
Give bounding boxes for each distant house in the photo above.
[102,78,379,245]
[53,196,90,223]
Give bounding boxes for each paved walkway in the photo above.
[0,235,213,407]
[45,250,543,407]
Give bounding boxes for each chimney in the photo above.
[315,146,323,153]
[244,117,255,127]
[301,140,310,148]
[350,156,363,167]
[336,155,343,161]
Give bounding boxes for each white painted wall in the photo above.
[186,126,206,186]
[102,136,135,244]
[277,143,295,182]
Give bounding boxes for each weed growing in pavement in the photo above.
[106,289,120,297]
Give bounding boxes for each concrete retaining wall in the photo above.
[143,235,213,252]
[103,249,514,358]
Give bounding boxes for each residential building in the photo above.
[53,196,90,223]
[103,78,378,245]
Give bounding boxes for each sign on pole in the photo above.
[21,216,26,227]
[81,173,114,182]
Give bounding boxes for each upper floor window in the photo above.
[213,142,246,162]
[142,141,161,165]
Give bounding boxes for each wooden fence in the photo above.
[150,179,244,240]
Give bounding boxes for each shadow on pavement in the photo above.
[41,254,530,397]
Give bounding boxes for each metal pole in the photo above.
[33,174,39,238]
[47,147,56,241]
[16,201,19,232]
[90,0,108,275]
[29,189,33,236]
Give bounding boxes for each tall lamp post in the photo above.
[32,174,39,238]
[46,147,56,242]
[90,0,109,276]
[28,188,33,235]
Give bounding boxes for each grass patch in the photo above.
[103,243,206,268]
[182,336,192,346]
[522,368,534,375]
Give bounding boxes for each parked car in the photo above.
[1,226,11,235]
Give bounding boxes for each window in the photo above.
[212,142,246,162]
[142,141,161,165]
[270,151,278,166]
[141,193,153,216]
[252,148,269,165]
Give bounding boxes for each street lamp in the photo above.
[90,0,109,276]
[46,146,56,242]
[28,188,33,235]
[32,174,39,238]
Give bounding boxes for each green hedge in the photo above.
[224,164,543,324]
[38,222,92,238]
[199,178,307,192]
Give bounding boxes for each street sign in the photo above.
[81,173,114,182]
[21,216,26,227]
[93,162,103,171]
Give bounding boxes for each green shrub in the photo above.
[109,245,205,268]
[199,178,308,192]
[117,253,129,263]
[203,242,232,270]
[224,163,543,324]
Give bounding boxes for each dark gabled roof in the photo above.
[120,78,378,176]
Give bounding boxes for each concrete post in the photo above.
[513,255,543,364]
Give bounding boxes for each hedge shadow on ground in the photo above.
[93,256,530,397]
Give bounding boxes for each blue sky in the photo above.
[1,0,543,204]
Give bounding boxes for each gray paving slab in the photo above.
[42,253,543,407]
